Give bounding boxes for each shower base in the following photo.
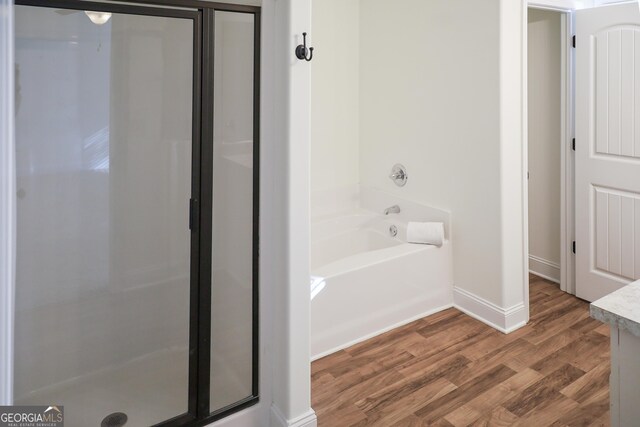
[15,346,250,426]
[15,348,188,427]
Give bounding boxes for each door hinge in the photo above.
[572,138,576,151]
[572,35,576,48]
[189,198,197,230]
[572,241,576,254]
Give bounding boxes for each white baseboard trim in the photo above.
[529,255,561,284]
[271,406,317,427]
[453,287,527,334]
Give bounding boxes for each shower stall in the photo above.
[12,0,260,425]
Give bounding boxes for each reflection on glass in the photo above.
[310,276,326,301]
[84,11,112,25]
[210,11,256,412]
[14,6,193,426]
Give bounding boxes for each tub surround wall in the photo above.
[359,186,451,240]
[310,185,359,218]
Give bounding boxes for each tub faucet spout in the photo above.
[384,205,401,215]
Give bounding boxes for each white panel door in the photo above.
[576,3,640,301]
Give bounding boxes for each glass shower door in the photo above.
[14,4,196,426]
[210,9,257,413]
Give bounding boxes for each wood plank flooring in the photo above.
[311,275,611,426]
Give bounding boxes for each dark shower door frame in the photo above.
[13,0,261,425]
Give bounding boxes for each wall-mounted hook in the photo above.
[295,32,314,62]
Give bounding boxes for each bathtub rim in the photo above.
[312,239,450,279]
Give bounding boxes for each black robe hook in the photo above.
[295,32,314,62]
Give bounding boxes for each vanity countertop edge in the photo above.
[590,280,640,338]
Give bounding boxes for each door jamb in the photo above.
[559,11,576,295]
[525,2,576,295]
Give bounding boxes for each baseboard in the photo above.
[453,287,527,334]
[270,406,317,427]
[529,255,561,284]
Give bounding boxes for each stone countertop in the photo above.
[590,280,640,338]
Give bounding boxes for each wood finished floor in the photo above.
[311,275,611,427]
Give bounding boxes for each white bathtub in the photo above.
[310,187,454,359]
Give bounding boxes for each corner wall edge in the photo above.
[270,406,317,427]
[453,287,527,334]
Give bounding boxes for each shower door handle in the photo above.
[189,198,198,230]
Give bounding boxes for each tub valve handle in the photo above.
[389,164,408,187]
[389,171,404,180]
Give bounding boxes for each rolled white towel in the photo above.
[407,222,444,247]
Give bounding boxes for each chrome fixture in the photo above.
[389,225,398,237]
[389,164,408,187]
[384,205,401,215]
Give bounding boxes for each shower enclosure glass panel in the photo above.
[14,5,193,426]
[210,10,256,412]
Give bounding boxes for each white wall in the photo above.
[359,0,505,305]
[310,0,359,194]
[0,0,15,406]
[528,8,562,282]
[268,0,316,425]
[498,0,527,312]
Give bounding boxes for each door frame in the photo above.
[526,1,576,295]
[9,1,261,425]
